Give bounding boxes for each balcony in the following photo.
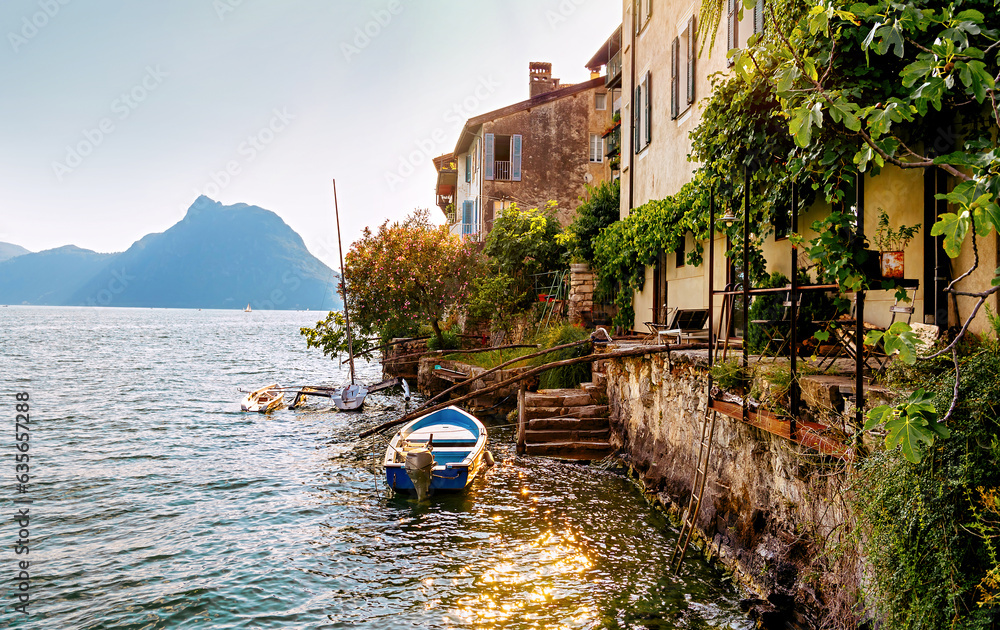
[604,127,621,159]
[493,160,512,181]
[606,50,622,88]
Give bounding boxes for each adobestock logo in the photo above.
[186,107,295,202]
[7,0,72,54]
[341,0,404,62]
[50,65,169,181]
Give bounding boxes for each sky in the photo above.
[0,0,622,270]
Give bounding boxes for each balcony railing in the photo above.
[606,50,622,88]
[605,128,621,158]
[494,160,512,181]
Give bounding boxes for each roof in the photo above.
[453,76,605,154]
[586,25,622,71]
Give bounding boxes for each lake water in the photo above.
[0,307,749,629]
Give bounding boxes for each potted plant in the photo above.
[873,208,920,279]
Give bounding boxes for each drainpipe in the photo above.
[627,7,636,212]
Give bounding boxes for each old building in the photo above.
[434,62,614,240]
[616,0,997,336]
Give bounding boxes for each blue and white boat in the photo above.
[384,406,490,499]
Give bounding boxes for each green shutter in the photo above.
[465,154,471,183]
[484,133,495,180]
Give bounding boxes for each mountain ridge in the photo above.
[0,198,341,310]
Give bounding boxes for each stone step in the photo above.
[524,389,594,408]
[524,441,614,459]
[523,405,609,421]
[526,417,609,431]
[524,428,611,442]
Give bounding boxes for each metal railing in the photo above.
[494,160,512,181]
[606,50,622,87]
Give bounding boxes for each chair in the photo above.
[657,308,710,344]
[749,290,801,359]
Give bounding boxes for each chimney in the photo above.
[529,62,560,98]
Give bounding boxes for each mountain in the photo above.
[0,242,31,263]
[0,197,341,310]
[0,245,116,305]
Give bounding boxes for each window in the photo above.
[730,0,764,53]
[483,133,522,181]
[634,71,651,152]
[595,92,607,110]
[589,134,604,162]
[726,0,738,63]
[465,154,471,183]
[672,17,696,118]
[633,0,652,34]
[676,237,686,267]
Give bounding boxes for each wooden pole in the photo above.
[332,179,356,386]
[359,343,688,438]
[403,339,593,417]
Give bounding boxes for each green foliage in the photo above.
[483,203,566,311]
[853,349,1000,628]
[557,180,620,263]
[426,330,459,352]
[747,272,790,354]
[873,207,921,252]
[344,209,480,348]
[531,324,592,390]
[864,388,948,463]
[300,310,377,362]
[465,272,528,338]
[592,175,712,330]
[710,359,750,392]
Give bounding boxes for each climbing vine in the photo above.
[592,175,712,331]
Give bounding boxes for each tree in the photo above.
[557,180,621,263]
[482,202,566,310]
[342,209,479,348]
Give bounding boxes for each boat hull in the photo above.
[383,406,488,496]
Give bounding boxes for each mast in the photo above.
[332,179,357,385]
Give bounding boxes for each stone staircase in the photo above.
[520,382,614,460]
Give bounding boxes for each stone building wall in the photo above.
[604,349,861,627]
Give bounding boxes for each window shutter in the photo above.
[484,133,495,181]
[686,16,696,106]
[465,155,471,183]
[475,197,480,234]
[644,72,652,145]
[633,0,640,34]
[727,0,738,64]
[670,37,679,120]
[754,0,764,35]
[462,200,473,235]
[511,134,522,181]
[633,85,641,151]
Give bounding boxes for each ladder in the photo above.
[538,270,568,329]
[669,405,719,573]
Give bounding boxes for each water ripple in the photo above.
[0,307,749,629]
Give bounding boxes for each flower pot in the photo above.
[570,262,591,274]
[880,251,904,279]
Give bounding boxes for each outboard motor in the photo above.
[404,436,435,501]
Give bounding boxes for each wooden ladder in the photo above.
[669,405,719,573]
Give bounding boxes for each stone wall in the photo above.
[604,349,860,628]
[568,263,595,326]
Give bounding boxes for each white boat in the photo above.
[331,383,368,411]
[384,406,490,500]
[244,303,252,312]
[240,383,284,413]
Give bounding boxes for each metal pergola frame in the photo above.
[706,166,868,433]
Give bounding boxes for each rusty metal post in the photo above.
[517,384,526,454]
[789,182,799,438]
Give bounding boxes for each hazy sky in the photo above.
[0,0,621,269]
